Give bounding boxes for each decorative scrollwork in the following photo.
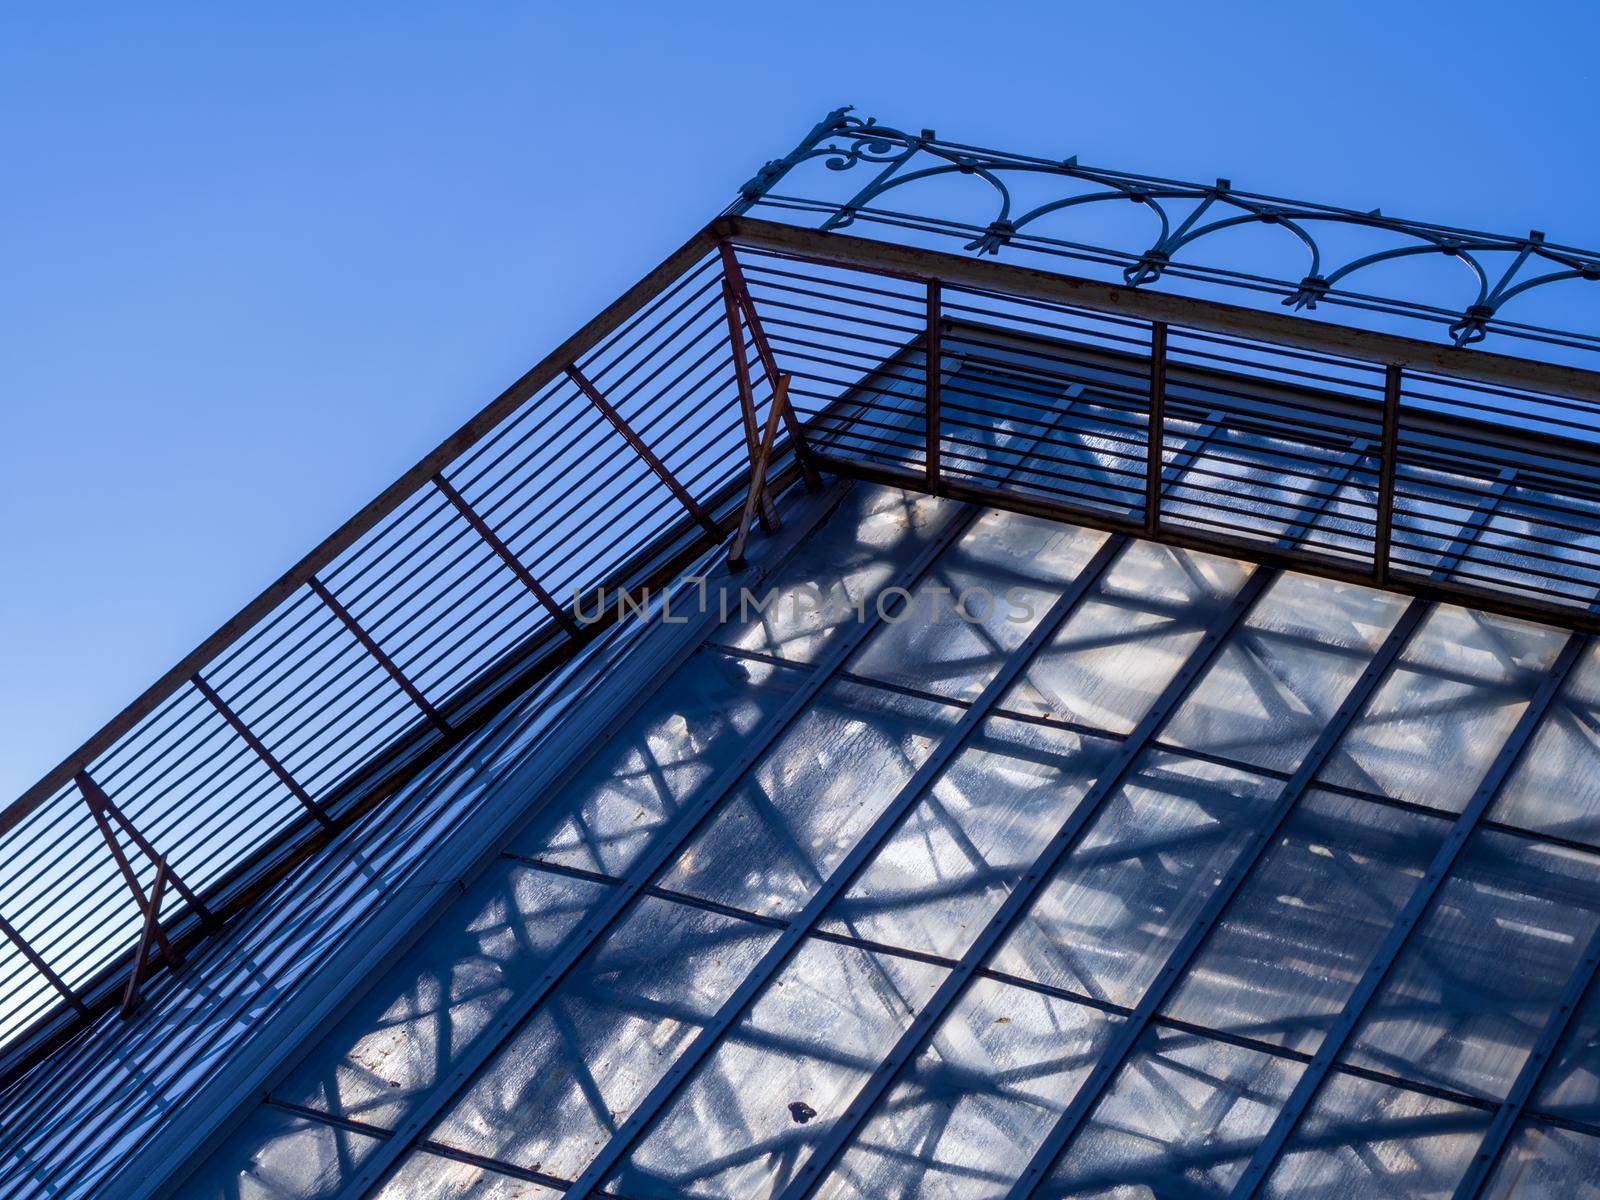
[729,108,1600,352]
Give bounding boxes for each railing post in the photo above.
[926,280,943,493]
[716,242,823,491]
[430,473,581,636]
[1374,363,1402,584]
[1144,322,1167,537]
[307,576,451,735]
[564,364,723,540]
[190,673,334,829]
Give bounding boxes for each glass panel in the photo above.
[175,1106,381,1200]
[1318,606,1567,813]
[1482,1120,1600,1200]
[812,978,1120,1200]
[1003,541,1253,736]
[1260,1073,1486,1199]
[849,508,1108,701]
[1163,789,1446,1055]
[613,939,948,1200]
[1163,425,1357,547]
[1161,573,1406,774]
[427,895,776,1182]
[1533,958,1600,1123]
[508,647,802,878]
[1042,1026,1301,1199]
[1346,831,1600,1099]
[273,861,604,1128]
[717,484,955,665]
[939,363,1082,479]
[821,717,1117,960]
[658,679,957,918]
[373,1150,561,1199]
[992,750,1279,1009]
[1493,642,1600,841]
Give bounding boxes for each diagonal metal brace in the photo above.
[120,864,171,1018]
[717,242,823,491]
[722,278,780,534]
[728,374,794,570]
[77,769,219,1013]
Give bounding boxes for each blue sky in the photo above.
[1,1,1596,802]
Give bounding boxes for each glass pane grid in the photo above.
[173,484,1600,1200]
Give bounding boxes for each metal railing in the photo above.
[719,218,1600,633]
[6,199,1600,1089]
[0,231,810,1082]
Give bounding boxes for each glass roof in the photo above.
[166,480,1600,1200]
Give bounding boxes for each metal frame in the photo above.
[1451,919,1600,1198]
[1227,631,1591,1197]
[1002,596,1432,1199]
[10,128,1600,1102]
[337,502,985,1200]
[559,533,1129,1200]
[782,565,1279,1198]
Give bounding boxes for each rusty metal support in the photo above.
[79,769,207,1015]
[120,864,170,1018]
[721,280,779,533]
[716,242,824,491]
[307,576,450,735]
[1145,321,1168,536]
[0,913,86,1016]
[430,473,581,636]
[191,673,333,829]
[77,770,215,932]
[1374,363,1402,584]
[729,375,792,570]
[564,363,723,539]
[926,280,943,492]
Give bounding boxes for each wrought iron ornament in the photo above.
[731,107,1600,351]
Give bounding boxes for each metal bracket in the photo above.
[77,770,216,1016]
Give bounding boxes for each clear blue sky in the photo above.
[2,1,1596,803]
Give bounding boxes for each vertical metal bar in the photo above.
[190,673,333,829]
[307,576,450,736]
[564,363,723,539]
[721,279,778,533]
[717,242,823,491]
[784,564,1278,1200]
[560,534,1130,1200]
[338,503,984,1200]
[76,770,215,930]
[1005,596,1432,1200]
[120,864,169,1018]
[0,913,86,1016]
[1144,322,1168,537]
[1451,919,1600,1199]
[430,473,580,636]
[728,376,793,570]
[1373,363,1402,584]
[1228,631,1589,1199]
[926,280,943,493]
